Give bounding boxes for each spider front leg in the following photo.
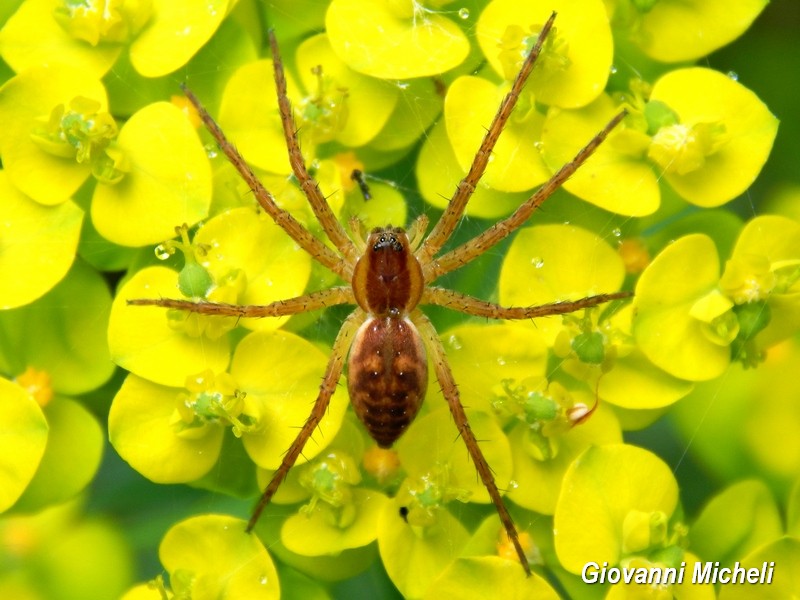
[423,287,630,320]
[128,286,354,318]
[414,312,533,577]
[247,309,366,532]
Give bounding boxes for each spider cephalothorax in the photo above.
[130,13,628,576]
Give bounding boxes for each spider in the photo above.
[130,12,628,576]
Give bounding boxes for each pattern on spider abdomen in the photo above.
[347,316,427,448]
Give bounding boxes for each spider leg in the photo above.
[268,31,359,269]
[423,110,628,282]
[247,308,367,532]
[423,287,630,319]
[417,12,557,265]
[414,312,532,576]
[128,286,354,317]
[181,85,349,280]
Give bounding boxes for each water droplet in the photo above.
[204,143,218,159]
[448,334,463,350]
[496,356,507,366]
[508,479,519,490]
[531,257,545,269]
[396,81,409,90]
[533,140,544,151]
[154,244,173,260]
[609,65,618,75]
[259,575,269,585]
[611,227,622,238]
[727,70,739,81]
[458,7,470,19]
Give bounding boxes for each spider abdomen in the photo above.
[347,315,427,448]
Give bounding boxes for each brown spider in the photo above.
[131,12,628,576]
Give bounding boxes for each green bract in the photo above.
[0,377,48,512]
[92,101,212,246]
[0,171,82,309]
[0,0,125,77]
[554,444,680,572]
[422,556,559,600]
[718,537,800,599]
[612,0,769,63]
[445,75,549,193]
[296,34,399,147]
[326,0,469,79]
[417,119,529,219]
[689,480,782,565]
[109,266,231,386]
[0,261,114,395]
[541,94,659,216]
[499,224,626,342]
[158,514,280,599]
[0,65,108,205]
[129,0,231,77]
[648,68,779,208]
[633,234,730,380]
[476,0,612,107]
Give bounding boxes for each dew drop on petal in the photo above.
[727,71,739,81]
[531,257,545,269]
[155,244,172,260]
[611,228,622,238]
[448,334,463,350]
[458,7,470,19]
[259,575,269,585]
[508,479,519,490]
[610,65,618,75]
[496,356,507,366]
